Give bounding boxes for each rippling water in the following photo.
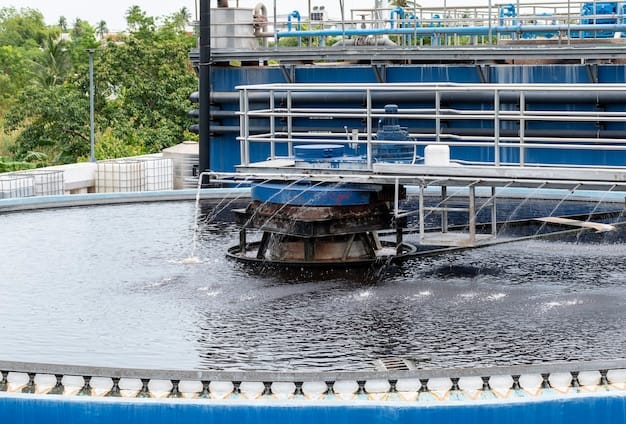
[0,200,625,371]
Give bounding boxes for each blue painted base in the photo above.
[1,393,625,424]
[251,183,378,206]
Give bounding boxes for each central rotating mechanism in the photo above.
[228,105,419,267]
[229,180,414,266]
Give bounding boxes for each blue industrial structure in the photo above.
[204,64,626,173]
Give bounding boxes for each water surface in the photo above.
[0,200,625,371]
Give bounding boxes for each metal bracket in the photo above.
[477,64,490,83]
[586,63,599,84]
[280,65,295,84]
[373,64,387,83]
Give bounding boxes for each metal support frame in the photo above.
[416,181,496,247]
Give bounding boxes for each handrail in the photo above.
[1,358,625,400]
[236,82,626,169]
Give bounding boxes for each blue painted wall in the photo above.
[208,64,626,171]
[1,393,626,424]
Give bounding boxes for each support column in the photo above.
[199,0,211,184]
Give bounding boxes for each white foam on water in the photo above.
[357,290,372,299]
[487,293,507,301]
[144,278,175,289]
[197,288,221,297]
[240,294,256,302]
[542,299,583,311]
[166,257,203,265]
[180,256,203,264]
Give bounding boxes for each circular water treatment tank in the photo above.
[1,195,625,371]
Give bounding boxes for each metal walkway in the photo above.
[197,0,626,64]
[205,44,626,64]
[211,82,626,248]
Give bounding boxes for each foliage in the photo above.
[0,7,48,48]
[278,24,329,47]
[31,34,73,87]
[0,6,197,165]
[5,83,91,162]
[0,157,35,172]
[95,21,108,40]
[0,45,28,111]
[94,128,146,159]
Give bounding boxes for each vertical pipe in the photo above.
[273,0,278,49]
[494,88,500,166]
[469,184,476,244]
[270,89,275,159]
[487,0,492,44]
[366,89,372,170]
[395,178,402,254]
[394,178,399,221]
[419,183,425,242]
[199,0,211,181]
[240,89,250,165]
[441,185,448,233]
[435,90,441,143]
[308,0,312,47]
[88,49,95,163]
[491,186,497,236]
[287,90,293,157]
[519,91,526,166]
[239,228,247,254]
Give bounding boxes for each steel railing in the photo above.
[236,82,626,170]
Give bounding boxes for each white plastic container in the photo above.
[424,144,450,166]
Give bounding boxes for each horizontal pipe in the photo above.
[277,23,626,38]
[212,90,626,105]
[210,124,626,138]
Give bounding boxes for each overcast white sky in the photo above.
[4,0,390,32]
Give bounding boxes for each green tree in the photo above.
[3,6,197,164]
[68,20,98,65]
[96,20,108,40]
[98,30,196,152]
[0,7,48,48]
[31,34,73,87]
[5,84,91,162]
[165,7,191,33]
[125,5,155,36]
[58,16,68,32]
[0,45,29,111]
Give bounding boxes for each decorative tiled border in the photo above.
[1,360,625,402]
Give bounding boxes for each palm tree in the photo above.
[125,5,153,32]
[58,16,68,32]
[96,20,108,40]
[32,34,72,87]
[175,7,191,29]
